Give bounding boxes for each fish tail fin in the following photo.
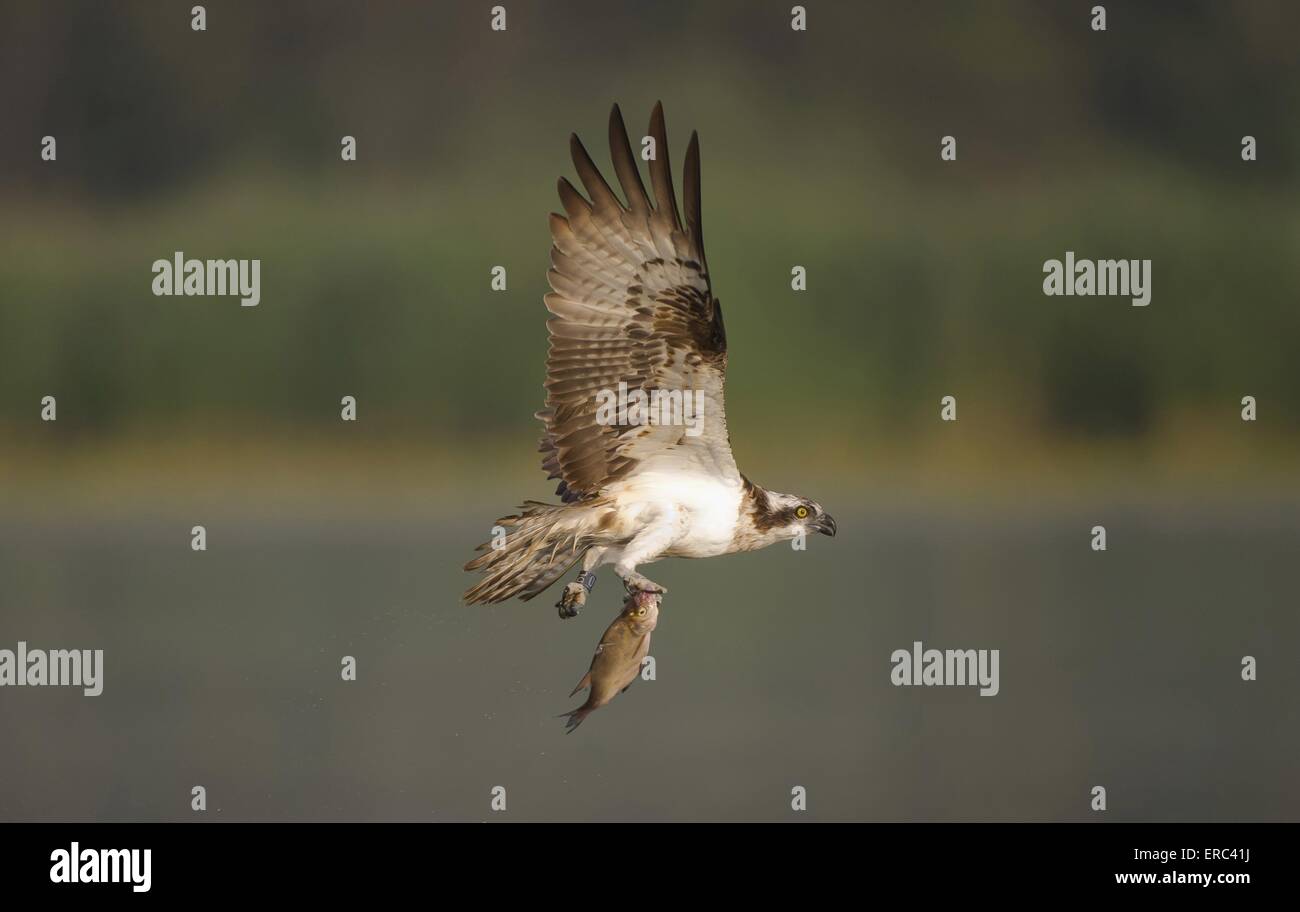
[558,705,592,733]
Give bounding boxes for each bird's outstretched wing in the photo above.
[537,102,738,503]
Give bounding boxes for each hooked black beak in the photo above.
[814,514,837,537]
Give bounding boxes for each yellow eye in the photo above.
[637,607,647,616]
[795,506,809,519]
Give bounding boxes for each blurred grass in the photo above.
[2,0,1299,498]
[2,161,1298,501]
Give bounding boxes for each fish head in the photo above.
[624,591,661,633]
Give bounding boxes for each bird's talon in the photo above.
[621,576,666,596]
[556,581,586,619]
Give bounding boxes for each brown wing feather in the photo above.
[537,103,738,502]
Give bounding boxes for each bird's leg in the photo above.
[556,547,605,619]
[611,516,675,596]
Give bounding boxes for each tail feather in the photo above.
[463,500,605,604]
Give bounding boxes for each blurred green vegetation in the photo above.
[2,0,1298,488]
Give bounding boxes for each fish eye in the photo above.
[795,506,809,519]
[636,607,647,616]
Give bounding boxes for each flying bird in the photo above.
[464,102,835,616]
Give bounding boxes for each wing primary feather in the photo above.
[570,133,622,212]
[683,129,704,264]
[609,104,651,215]
[648,101,682,230]
[556,177,591,219]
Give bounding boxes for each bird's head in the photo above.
[761,491,837,541]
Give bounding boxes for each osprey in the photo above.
[464,102,835,616]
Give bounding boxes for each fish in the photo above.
[559,590,660,732]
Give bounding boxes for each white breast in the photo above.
[613,470,743,559]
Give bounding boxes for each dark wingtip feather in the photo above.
[608,102,651,214]
[647,102,682,230]
[569,132,620,211]
[556,176,591,219]
[683,129,704,255]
